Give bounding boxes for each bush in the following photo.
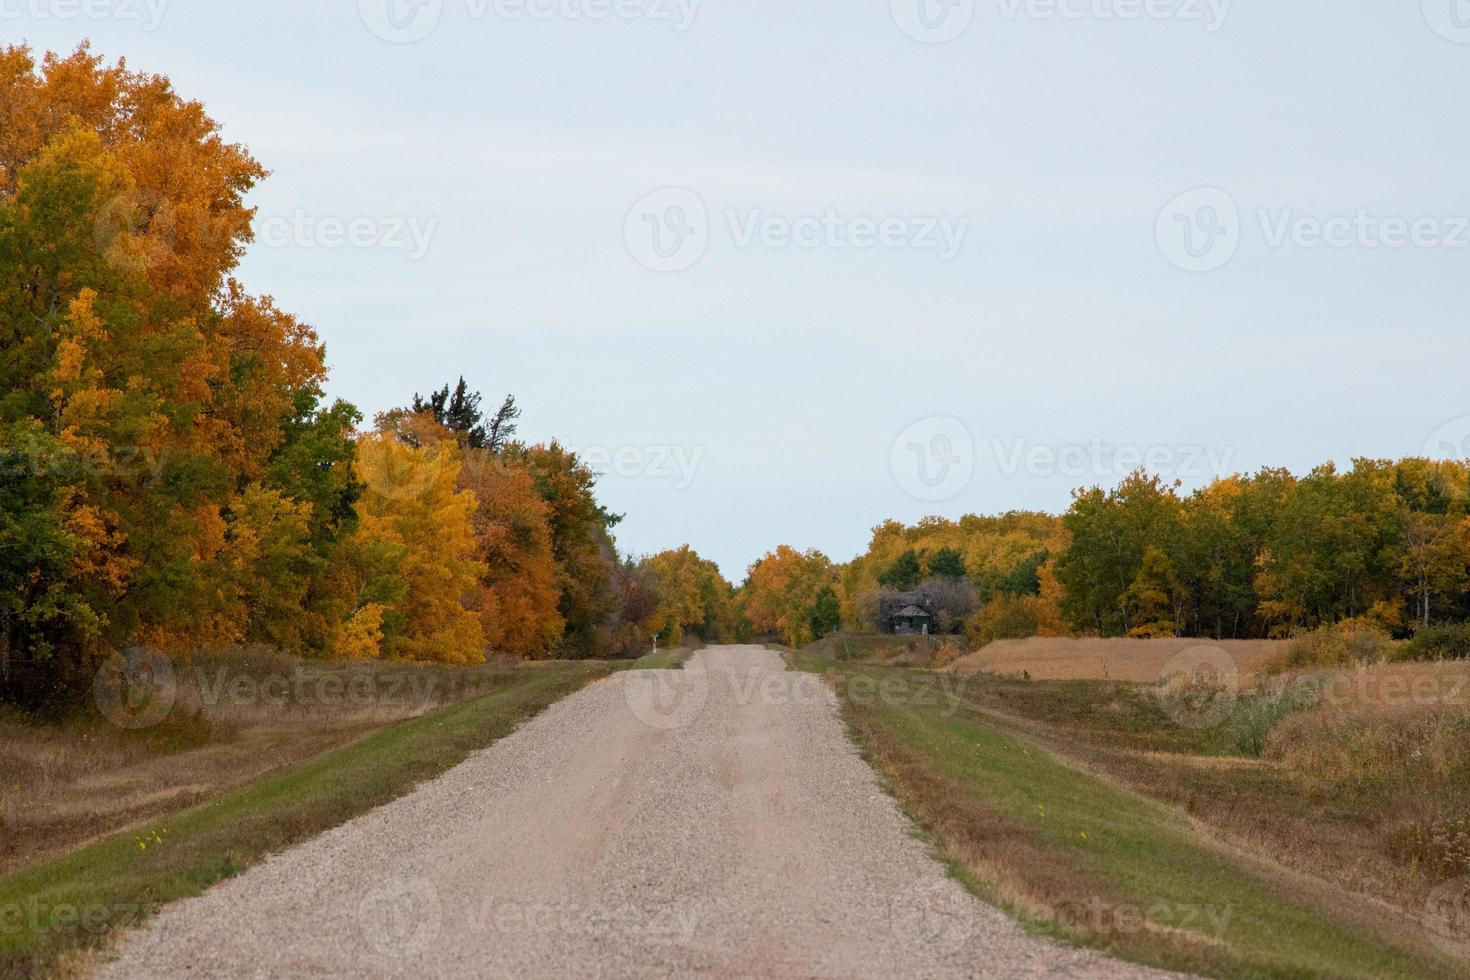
[1265,620,1392,673]
[931,640,965,669]
[1224,678,1322,757]
[1391,817,1470,879]
[1397,622,1470,663]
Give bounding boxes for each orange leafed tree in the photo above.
[459,452,564,659]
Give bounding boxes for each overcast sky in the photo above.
[13,1,1470,577]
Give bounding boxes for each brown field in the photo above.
[1265,660,1470,884]
[0,647,530,877]
[950,635,1287,681]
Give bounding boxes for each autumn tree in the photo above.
[0,46,353,703]
[350,426,485,664]
[1393,460,1470,626]
[966,595,1042,647]
[511,441,623,657]
[743,546,837,647]
[598,555,662,657]
[459,452,563,658]
[1254,461,1402,632]
[1055,471,1185,636]
[1123,546,1181,638]
[640,546,736,645]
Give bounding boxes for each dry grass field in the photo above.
[937,648,1470,937]
[0,647,531,877]
[949,636,1286,682]
[1266,661,1470,884]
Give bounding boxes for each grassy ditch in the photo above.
[0,661,612,978]
[788,652,1464,979]
[1,650,543,877]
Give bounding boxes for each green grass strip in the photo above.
[631,647,693,670]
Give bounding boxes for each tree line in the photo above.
[0,46,744,710]
[739,460,1470,651]
[1056,461,1470,640]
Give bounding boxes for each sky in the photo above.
[11,1,1470,578]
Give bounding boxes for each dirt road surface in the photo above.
[100,646,1177,979]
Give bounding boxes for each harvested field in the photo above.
[950,636,1287,682]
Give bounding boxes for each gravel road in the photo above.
[100,646,1179,979]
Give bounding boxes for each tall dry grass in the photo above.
[1262,661,1470,877]
[0,646,524,876]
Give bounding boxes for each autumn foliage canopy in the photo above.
[0,47,736,708]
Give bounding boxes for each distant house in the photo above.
[890,604,931,635]
[877,590,936,634]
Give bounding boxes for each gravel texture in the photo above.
[99,646,1182,979]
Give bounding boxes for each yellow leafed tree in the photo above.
[743,545,836,647]
[352,430,486,665]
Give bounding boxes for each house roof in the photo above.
[894,605,930,618]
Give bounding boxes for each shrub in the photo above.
[1265,621,1392,673]
[1224,678,1322,757]
[1391,817,1470,879]
[1397,622,1470,663]
[931,641,965,669]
